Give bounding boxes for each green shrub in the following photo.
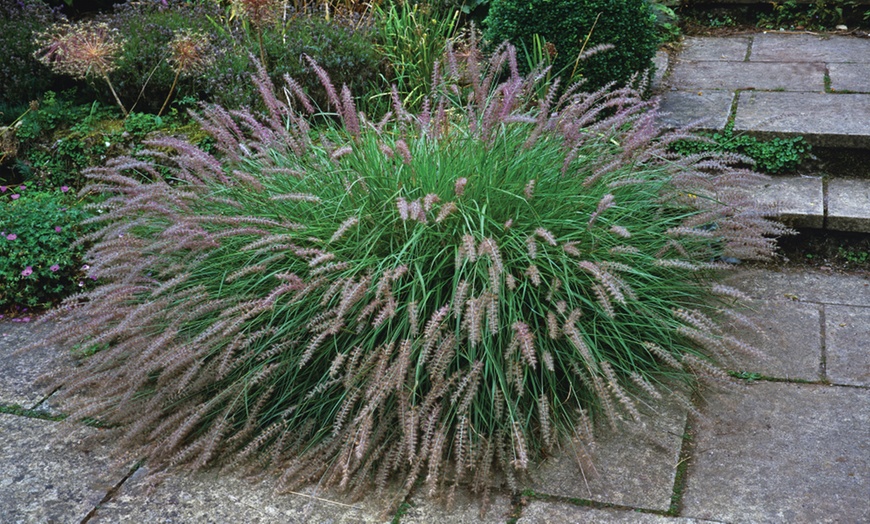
[484,0,659,92]
[42,45,788,505]
[100,0,383,114]
[254,14,384,114]
[11,91,120,189]
[0,187,94,310]
[671,127,810,174]
[9,91,197,190]
[0,0,63,112]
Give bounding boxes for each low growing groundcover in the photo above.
[35,43,789,508]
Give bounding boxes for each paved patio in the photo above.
[1,266,867,523]
[1,31,869,523]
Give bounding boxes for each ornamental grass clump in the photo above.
[40,42,788,506]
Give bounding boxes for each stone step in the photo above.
[654,32,870,234]
[755,175,870,233]
[656,33,870,149]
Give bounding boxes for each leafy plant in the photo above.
[370,2,459,112]
[0,0,64,111]
[9,91,193,190]
[838,246,869,265]
[757,0,846,30]
[484,0,659,92]
[671,127,810,175]
[41,45,788,508]
[649,0,682,43]
[0,186,95,310]
[10,91,122,189]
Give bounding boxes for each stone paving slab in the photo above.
[0,414,122,524]
[828,63,870,93]
[682,382,869,523]
[722,267,870,306]
[667,61,825,92]
[827,178,870,233]
[401,490,514,523]
[89,466,393,523]
[750,33,870,63]
[526,399,686,511]
[517,502,712,523]
[678,36,750,62]
[0,320,68,410]
[724,300,822,381]
[824,304,870,386]
[733,92,870,148]
[656,91,733,130]
[753,175,824,229]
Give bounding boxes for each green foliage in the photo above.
[757,0,847,30]
[671,127,810,175]
[100,0,383,114]
[421,0,490,16]
[484,0,659,92]
[11,91,120,189]
[0,188,94,310]
[43,45,789,503]
[0,0,63,109]
[9,91,195,190]
[370,2,459,112]
[649,0,682,43]
[253,15,384,113]
[838,245,870,265]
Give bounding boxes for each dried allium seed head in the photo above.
[35,21,124,79]
[168,30,212,76]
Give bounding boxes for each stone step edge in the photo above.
[756,175,870,233]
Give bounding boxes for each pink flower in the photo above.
[55,226,62,232]
[10,194,20,200]
[50,264,60,272]
[6,233,16,241]
[61,186,70,193]
[0,186,6,192]
[21,266,33,277]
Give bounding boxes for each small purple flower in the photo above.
[81,264,90,271]
[90,274,97,280]
[55,226,62,233]
[10,194,20,200]
[21,266,33,277]
[0,186,6,192]
[50,264,60,272]
[6,233,16,241]
[61,186,70,193]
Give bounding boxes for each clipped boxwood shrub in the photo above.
[39,44,787,506]
[484,0,658,92]
[0,187,94,310]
